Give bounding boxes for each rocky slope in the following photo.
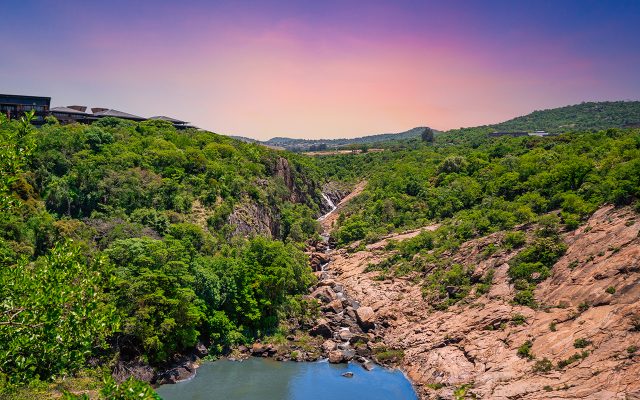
[326,205,640,399]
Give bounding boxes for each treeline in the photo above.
[0,114,324,397]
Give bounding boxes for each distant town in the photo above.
[0,93,194,129]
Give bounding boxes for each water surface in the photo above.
[156,358,417,400]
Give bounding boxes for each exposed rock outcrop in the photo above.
[327,205,640,399]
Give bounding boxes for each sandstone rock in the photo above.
[157,363,195,384]
[324,204,640,399]
[322,339,337,353]
[309,319,333,338]
[322,299,343,314]
[338,329,354,342]
[328,350,346,364]
[251,342,266,355]
[361,360,374,371]
[310,286,337,303]
[355,306,376,331]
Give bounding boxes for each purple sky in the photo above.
[2,0,639,139]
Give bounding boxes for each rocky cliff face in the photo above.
[227,201,278,237]
[327,205,640,399]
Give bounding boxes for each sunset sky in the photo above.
[2,0,639,139]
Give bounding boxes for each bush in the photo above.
[511,313,527,325]
[533,358,553,372]
[578,302,590,313]
[517,340,534,359]
[503,231,526,249]
[573,338,591,348]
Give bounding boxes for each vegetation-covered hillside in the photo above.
[491,101,640,132]
[0,113,326,398]
[316,126,639,305]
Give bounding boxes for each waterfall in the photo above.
[318,193,337,221]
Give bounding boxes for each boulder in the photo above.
[322,339,337,353]
[312,252,330,264]
[310,286,337,303]
[344,306,358,320]
[322,299,343,314]
[310,319,333,338]
[361,360,374,371]
[355,343,371,357]
[342,372,354,378]
[328,350,347,364]
[194,342,208,358]
[338,329,354,342]
[349,334,369,345]
[251,342,266,355]
[355,306,375,331]
[157,363,195,384]
[342,349,356,361]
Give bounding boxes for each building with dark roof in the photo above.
[0,94,51,124]
[2,94,195,129]
[49,106,92,124]
[91,108,146,121]
[149,116,193,129]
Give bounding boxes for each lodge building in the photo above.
[0,93,193,129]
[0,94,51,123]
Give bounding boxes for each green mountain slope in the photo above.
[0,114,327,396]
[491,101,640,132]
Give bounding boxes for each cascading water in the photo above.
[318,193,337,221]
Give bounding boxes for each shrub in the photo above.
[557,351,589,369]
[605,286,616,294]
[573,338,591,348]
[630,314,640,332]
[533,358,553,372]
[517,340,534,359]
[511,313,527,325]
[513,287,537,307]
[549,321,557,332]
[578,302,590,313]
[503,231,526,249]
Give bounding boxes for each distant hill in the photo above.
[490,101,640,133]
[230,127,433,152]
[230,101,640,152]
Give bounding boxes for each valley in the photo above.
[1,101,639,399]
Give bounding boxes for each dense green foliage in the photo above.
[492,101,640,133]
[0,116,325,396]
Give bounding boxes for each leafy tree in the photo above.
[420,127,434,143]
[0,241,117,385]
